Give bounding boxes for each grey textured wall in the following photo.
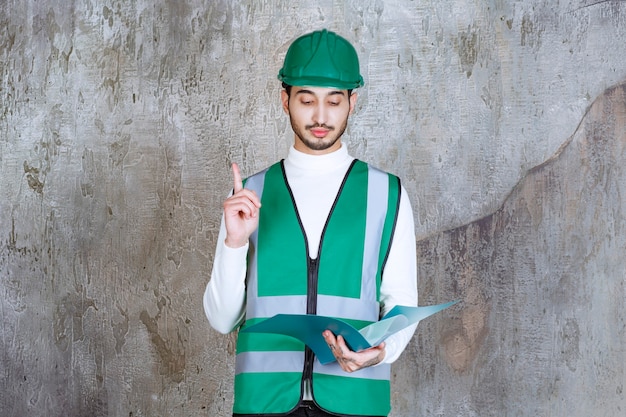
[1,1,625,416]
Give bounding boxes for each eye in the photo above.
[328,101,340,106]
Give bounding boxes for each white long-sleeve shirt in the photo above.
[204,144,418,364]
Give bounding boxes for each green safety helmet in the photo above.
[278,29,364,90]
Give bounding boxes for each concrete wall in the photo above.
[0,1,624,416]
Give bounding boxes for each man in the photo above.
[204,29,418,417]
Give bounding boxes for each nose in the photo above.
[312,102,328,125]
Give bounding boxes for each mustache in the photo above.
[306,123,334,131]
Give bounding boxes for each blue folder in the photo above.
[240,300,458,364]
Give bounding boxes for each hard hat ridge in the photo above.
[278,29,364,90]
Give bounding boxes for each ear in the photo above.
[348,92,358,115]
[281,90,290,114]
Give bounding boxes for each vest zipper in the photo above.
[306,257,319,315]
[302,256,319,391]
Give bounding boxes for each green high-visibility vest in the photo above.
[234,159,401,416]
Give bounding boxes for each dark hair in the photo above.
[282,82,353,98]
[282,82,292,96]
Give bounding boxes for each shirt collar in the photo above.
[285,144,353,172]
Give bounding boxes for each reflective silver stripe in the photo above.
[235,352,390,381]
[247,245,259,305]
[244,169,267,315]
[235,351,303,375]
[362,166,388,303]
[248,295,307,318]
[243,168,267,197]
[317,295,378,321]
[313,358,390,381]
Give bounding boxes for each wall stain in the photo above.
[557,318,580,372]
[112,305,129,355]
[23,161,44,194]
[139,295,187,383]
[109,133,131,168]
[436,219,491,372]
[520,11,544,48]
[456,25,479,78]
[53,288,98,351]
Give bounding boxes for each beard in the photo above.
[289,116,349,152]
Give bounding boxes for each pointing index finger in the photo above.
[232,162,243,193]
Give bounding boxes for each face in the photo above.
[281,86,357,155]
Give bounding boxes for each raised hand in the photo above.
[223,163,261,248]
[323,330,386,372]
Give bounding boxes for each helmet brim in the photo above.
[278,74,364,90]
